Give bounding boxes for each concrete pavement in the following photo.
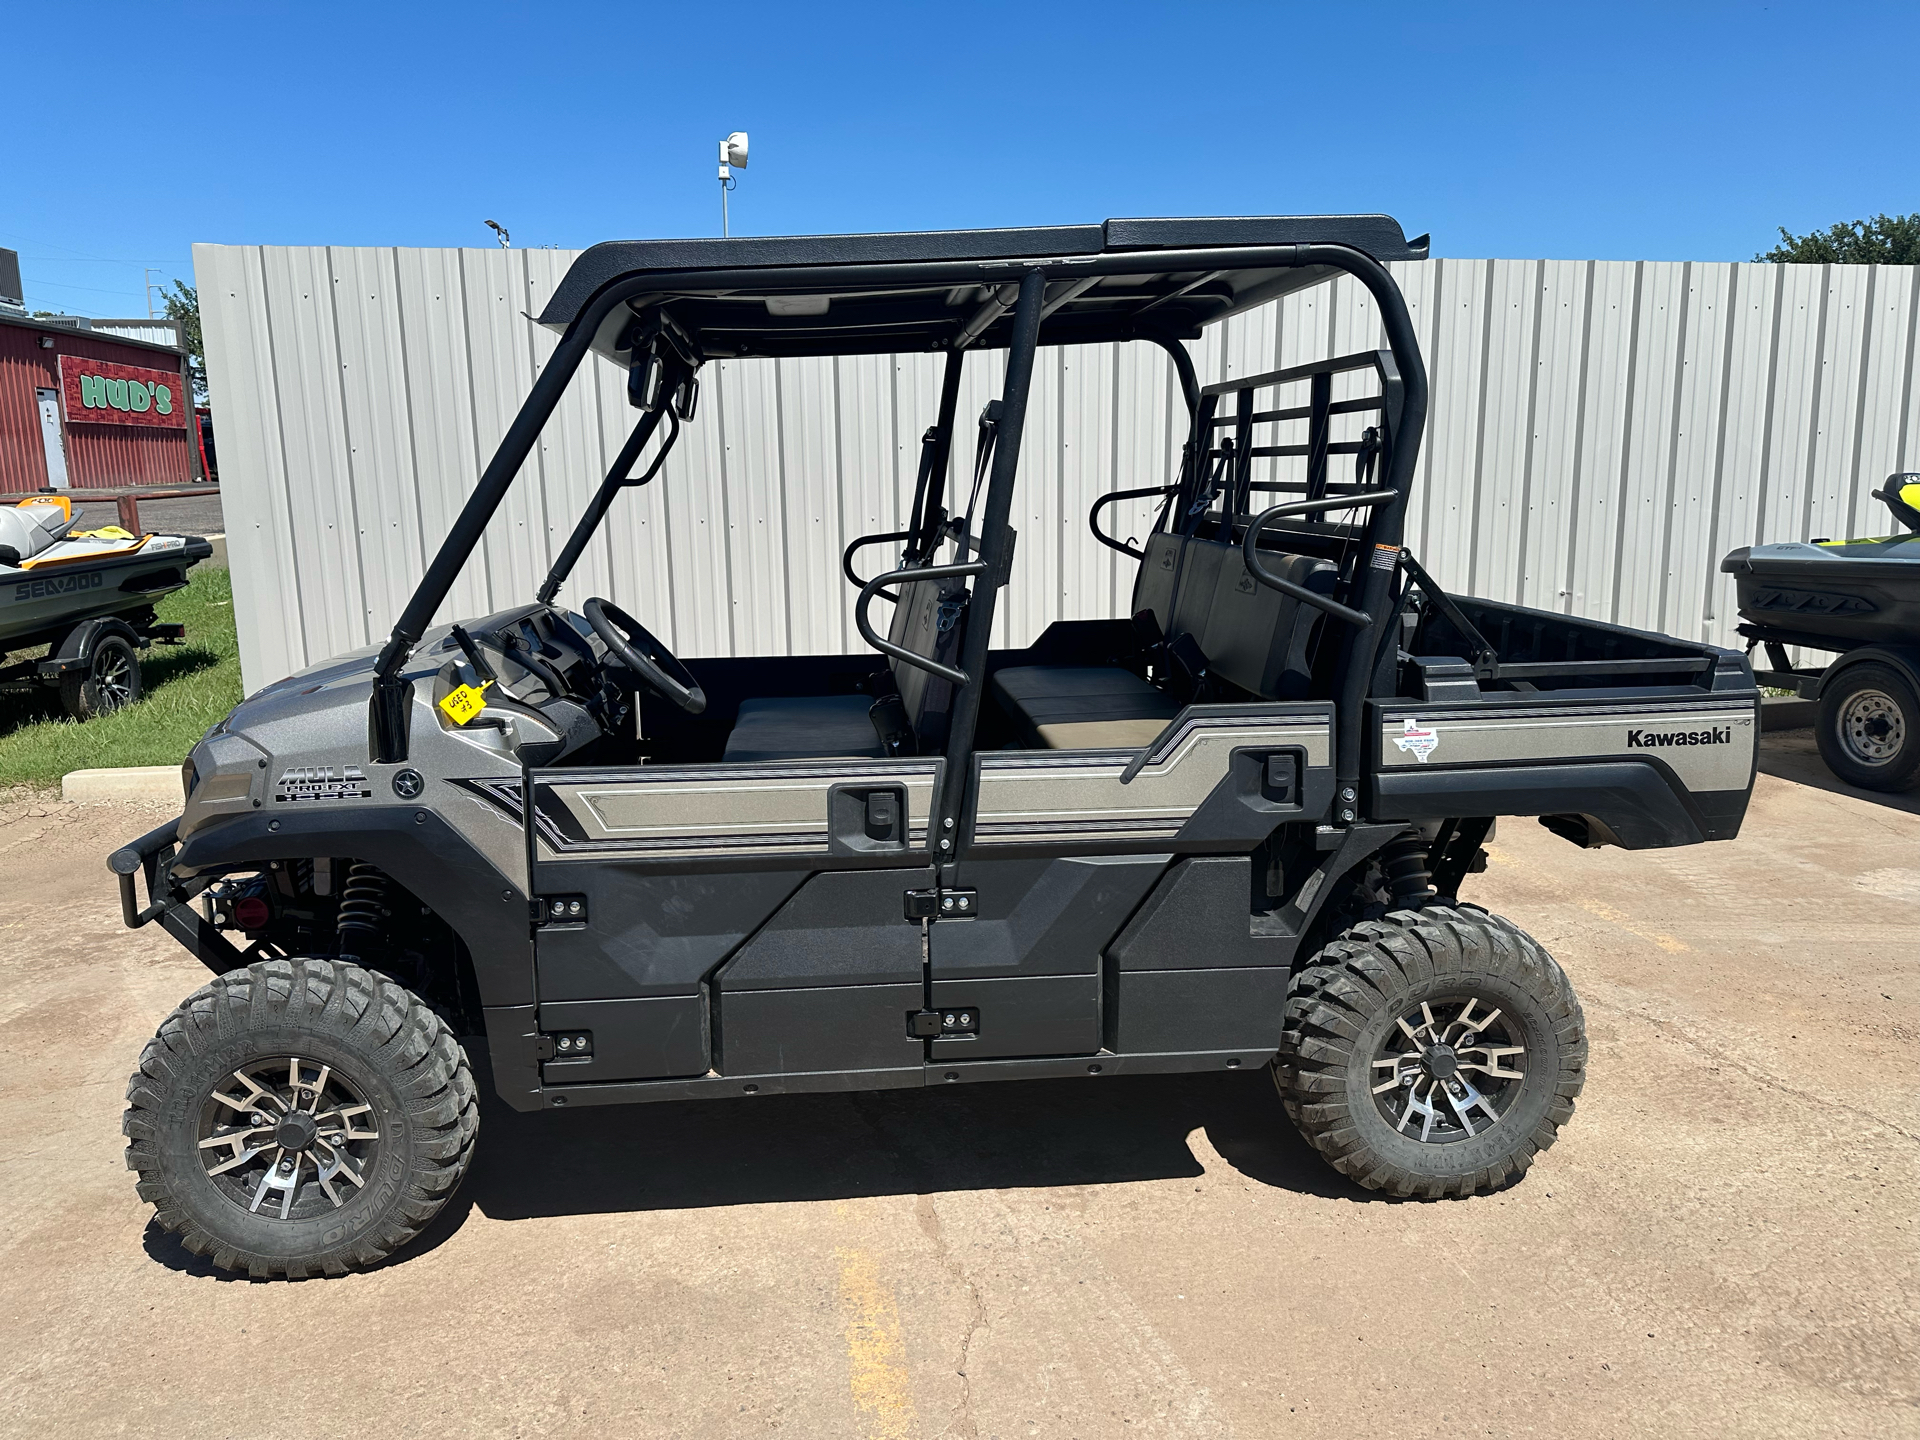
[0,751,1914,1439]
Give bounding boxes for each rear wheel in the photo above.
[1816,662,1920,792]
[123,958,478,1278]
[60,633,141,719]
[1275,904,1587,1198]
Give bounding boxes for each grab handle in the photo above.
[853,562,987,686]
[1241,490,1398,629]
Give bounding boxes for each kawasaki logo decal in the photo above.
[1626,727,1732,748]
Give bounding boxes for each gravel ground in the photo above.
[0,747,1913,1439]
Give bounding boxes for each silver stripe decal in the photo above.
[972,711,1331,847]
[1376,700,1756,792]
[511,760,942,859]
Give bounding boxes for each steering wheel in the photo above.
[582,598,706,714]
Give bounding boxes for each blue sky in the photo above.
[11,1,1916,316]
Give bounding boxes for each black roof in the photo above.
[537,214,1428,362]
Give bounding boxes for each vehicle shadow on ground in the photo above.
[460,1068,1388,1222]
[142,1069,1391,1281]
[1758,729,1920,815]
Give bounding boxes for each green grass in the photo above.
[0,565,242,787]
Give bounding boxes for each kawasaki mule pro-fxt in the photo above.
[112,216,1760,1277]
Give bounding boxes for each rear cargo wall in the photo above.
[196,244,1920,692]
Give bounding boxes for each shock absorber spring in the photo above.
[1379,832,1436,908]
[336,862,390,960]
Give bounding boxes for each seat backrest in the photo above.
[1197,545,1335,699]
[1128,530,1334,700]
[885,570,968,752]
[1129,530,1227,643]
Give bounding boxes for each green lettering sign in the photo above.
[154,384,172,416]
[104,378,129,411]
[80,373,108,408]
[128,380,152,412]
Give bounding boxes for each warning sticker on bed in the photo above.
[1391,718,1440,762]
[1371,543,1401,570]
[438,681,492,726]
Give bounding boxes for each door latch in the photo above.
[903,887,975,921]
[533,894,588,926]
[908,1008,979,1038]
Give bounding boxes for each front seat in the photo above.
[721,567,967,762]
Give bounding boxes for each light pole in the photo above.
[717,132,748,237]
[483,219,510,248]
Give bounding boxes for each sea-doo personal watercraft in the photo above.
[1723,475,1920,791]
[0,496,212,719]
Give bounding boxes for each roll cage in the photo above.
[367,215,1436,827]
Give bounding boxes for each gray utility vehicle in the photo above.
[113,215,1761,1277]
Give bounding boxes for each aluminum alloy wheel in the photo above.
[93,646,136,711]
[196,1057,381,1221]
[1370,996,1526,1144]
[1837,689,1905,765]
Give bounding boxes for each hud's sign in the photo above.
[58,356,187,428]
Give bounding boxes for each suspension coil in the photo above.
[335,862,390,960]
[1379,832,1436,908]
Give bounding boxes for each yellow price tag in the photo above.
[438,680,492,726]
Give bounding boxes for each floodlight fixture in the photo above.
[484,219,510,249]
[717,132,749,237]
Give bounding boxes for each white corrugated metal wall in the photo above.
[196,243,1920,692]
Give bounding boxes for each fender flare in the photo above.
[171,806,534,1006]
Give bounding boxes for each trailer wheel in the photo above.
[123,958,479,1279]
[60,633,141,719]
[1275,904,1586,1199]
[1816,662,1920,791]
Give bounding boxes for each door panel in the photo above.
[717,869,926,991]
[518,757,943,1084]
[928,974,1100,1060]
[718,984,927,1076]
[926,854,1167,1060]
[534,866,805,1001]
[540,995,708,1083]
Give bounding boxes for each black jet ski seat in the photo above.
[990,530,1336,748]
[721,564,966,762]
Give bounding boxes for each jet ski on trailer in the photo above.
[0,496,213,719]
[1723,475,1920,790]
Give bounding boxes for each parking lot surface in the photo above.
[1,747,1914,1439]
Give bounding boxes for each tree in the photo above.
[162,280,207,403]
[1759,213,1920,264]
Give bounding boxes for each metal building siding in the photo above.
[0,324,57,492]
[197,243,1920,693]
[0,323,193,492]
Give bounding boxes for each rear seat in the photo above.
[990,530,1335,748]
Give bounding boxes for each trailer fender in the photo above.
[1811,643,1920,700]
[37,615,142,680]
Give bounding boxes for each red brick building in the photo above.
[0,310,200,494]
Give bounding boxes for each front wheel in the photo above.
[1816,662,1920,792]
[123,959,479,1278]
[1275,905,1587,1198]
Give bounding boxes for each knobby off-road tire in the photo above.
[1816,661,1920,792]
[60,633,141,719]
[123,958,478,1278]
[1275,904,1586,1198]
